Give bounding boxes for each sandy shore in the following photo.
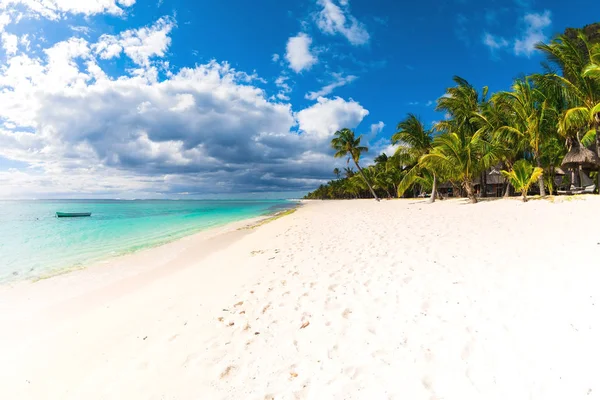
[1,197,600,399]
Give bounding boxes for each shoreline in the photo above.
[2,202,299,287]
[2,198,600,399]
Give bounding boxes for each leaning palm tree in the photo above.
[536,32,600,190]
[501,160,544,202]
[392,114,437,202]
[331,128,379,201]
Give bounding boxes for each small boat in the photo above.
[56,212,92,218]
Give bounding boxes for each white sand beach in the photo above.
[1,197,600,400]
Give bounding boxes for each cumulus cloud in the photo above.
[305,72,357,100]
[0,0,136,20]
[1,31,18,54]
[0,18,370,197]
[315,0,369,45]
[93,16,175,66]
[514,10,551,57]
[296,96,369,139]
[285,33,318,73]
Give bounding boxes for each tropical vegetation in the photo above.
[304,23,600,203]
[501,160,544,202]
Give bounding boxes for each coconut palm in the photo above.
[333,168,341,179]
[420,130,498,203]
[494,77,551,196]
[501,160,544,202]
[331,128,379,201]
[536,32,600,190]
[431,76,500,203]
[392,114,438,202]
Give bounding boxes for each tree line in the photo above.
[305,24,600,203]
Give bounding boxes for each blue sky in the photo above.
[0,0,595,198]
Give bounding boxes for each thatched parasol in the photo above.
[561,145,600,169]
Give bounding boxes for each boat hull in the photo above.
[56,212,92,218]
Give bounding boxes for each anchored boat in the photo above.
[56,212,92,218]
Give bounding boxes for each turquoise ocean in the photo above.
[0,199,295,283]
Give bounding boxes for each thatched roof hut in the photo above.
[561,145,600,169]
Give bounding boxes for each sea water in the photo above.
[0,199,295,283]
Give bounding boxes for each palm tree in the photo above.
[536,32,600,191]
[432,76,500,203]
[333,168,341,179]
[501,160,544,202]
[494,77,550,196]
[421,131,498,203]
[392,114,437,202]
[474,95,527,197]
[331,128,380,201]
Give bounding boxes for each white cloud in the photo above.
[70,25,92,36]
[305,72,357,100]
[1,32,18,55]
[271,53,280,62]
[514,10,551,57]
[0,18,371,196]
[19,34,30,51]
[296,96,369,138]
[274,75,292,101]
[285,32,317,73]
[93,17,175,66]
[275,75,291,92]
[315,0,369,45]
[0,12,11,32]
[0,0,136,20]
[370,121,384,136]
[483,32,508,50]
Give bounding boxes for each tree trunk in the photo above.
[535,156,546,197]
[503,161,512,198]
[521,190,528,202]
[504,182,511,197]
[354,161,379,201]
[481,171,487,198]
[464,181,477,203]
[429,173,437,204]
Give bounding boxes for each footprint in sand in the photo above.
[220,365,236,379]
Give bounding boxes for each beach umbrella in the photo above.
[561,145,600,169]
[561,144,599,188]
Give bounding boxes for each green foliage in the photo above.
[305,24,600,202]
[330,128,379,200]
[501,160,544,202]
